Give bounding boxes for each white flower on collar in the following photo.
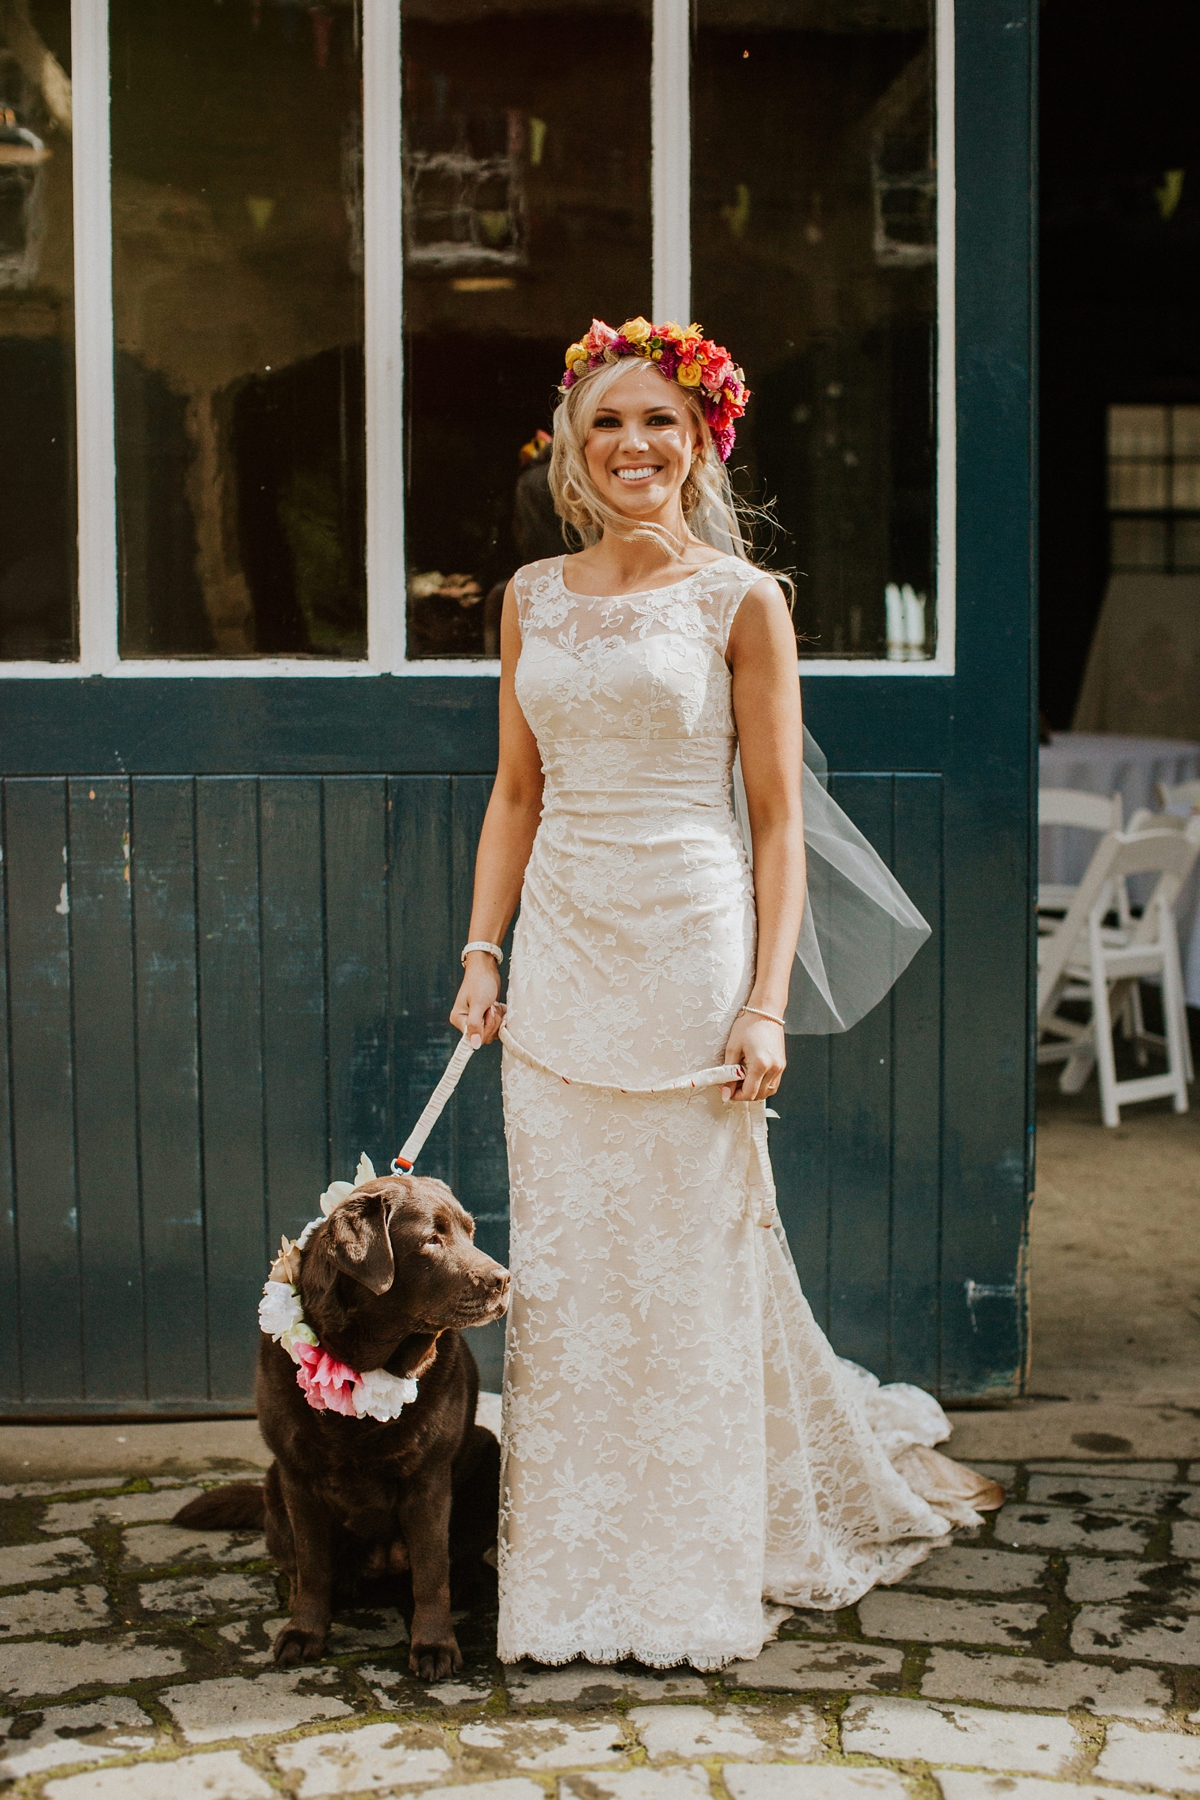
[354,1367,420,1421]
[320,1152,377,1219]
[257,1280,318,1363]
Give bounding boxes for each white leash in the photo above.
[389,1030,746,1176]
[391,1034,478,1172]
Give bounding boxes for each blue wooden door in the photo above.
[0,0,1034,1413]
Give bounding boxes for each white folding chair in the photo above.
[1038,787,1123,916]
[1037,788,1145,1047]
[1038,821,1200,1125]
[1122,808,1197,1079]
[1156,777,1200,814]
[1127,807,1189,832]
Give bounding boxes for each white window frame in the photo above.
[7,0,953,679]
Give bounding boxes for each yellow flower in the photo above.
[621,316,654,345]
[564,341,586,367]
[677,360,703,387]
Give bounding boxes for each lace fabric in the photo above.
[498,554,991,1671]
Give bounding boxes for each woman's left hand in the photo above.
[721,1014,786,1103]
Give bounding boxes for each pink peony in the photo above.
[294,1341,359,1416]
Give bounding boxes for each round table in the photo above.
[1039,731,1200,1008]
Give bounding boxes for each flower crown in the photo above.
[561,317,749,462]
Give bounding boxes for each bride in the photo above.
[450,317,1000,1672]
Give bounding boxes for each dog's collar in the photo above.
[257,1154,419,1423]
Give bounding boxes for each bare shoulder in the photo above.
[738,573,790,615]
[728,573,795,659]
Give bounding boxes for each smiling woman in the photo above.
[572,361,704,540]
[448,316,1001,1676]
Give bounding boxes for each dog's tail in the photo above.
[173,1482,266,1530]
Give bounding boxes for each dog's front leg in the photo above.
[271,1466,334,1667]
[398,1465,461,1682]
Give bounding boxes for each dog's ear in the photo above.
[326,1192,395,1295]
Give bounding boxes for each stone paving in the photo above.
[0,1459,1198,1797]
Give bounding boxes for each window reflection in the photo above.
[403,0,652,660]
[0,0,76,660]
[1108,403,1200,574]
[692,0,937,660]
[110,0,366,658]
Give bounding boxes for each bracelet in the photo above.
[461,940,504,967]
[738,1004,786,1027]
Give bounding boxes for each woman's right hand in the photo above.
[449,953,506,1048]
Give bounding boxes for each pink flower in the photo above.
[702,355,735,393]
[294,1341,359,1416]
[712,423,736,462]
[582,318,618,354]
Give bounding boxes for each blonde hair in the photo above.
[547,358,750,560]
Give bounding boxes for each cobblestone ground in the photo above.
[0,1458,1198,1798]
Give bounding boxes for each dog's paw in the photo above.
[272,1622,327,1666]
[409,1633,463,1682]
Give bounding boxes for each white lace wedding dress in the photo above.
[496,552,997,1671]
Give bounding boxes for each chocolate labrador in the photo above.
[174,1175,510,1680]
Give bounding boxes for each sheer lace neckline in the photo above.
[555,551,739,603]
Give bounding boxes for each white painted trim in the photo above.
[395,659,500,678]
[797,659,951,678]
[651,0,690,324]
[71,0,118,673]
[364,0,406,672]
[27,657,499,678]
[933,0,956,675]
[96,659,378,679]
[0,655,947,682]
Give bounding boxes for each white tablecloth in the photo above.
[1039,731,1200,1008]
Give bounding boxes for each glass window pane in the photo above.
[1108,458,1168,511]
[1172,517,1200,571]
[0,0,76,660]
[1171,405,1200,457]
[111,0,366,658]
[1111,516,1167,572]
[1171,461,1200,512]
[1107,404,1167,458]
[403,0,652,660]
[692,0,937,660]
